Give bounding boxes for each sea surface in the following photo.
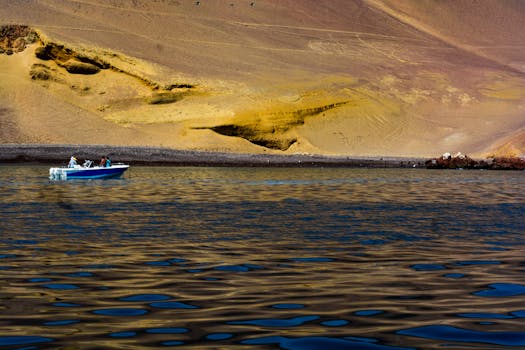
[0,165,524,350]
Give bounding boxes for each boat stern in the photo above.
[49,167,68,180]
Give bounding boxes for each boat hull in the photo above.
[49,165,129,180]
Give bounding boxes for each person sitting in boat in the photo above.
[105,156,111,167]
[99,156,106,167]
[68,156,78,168]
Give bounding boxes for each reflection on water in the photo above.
[0,165,524,349]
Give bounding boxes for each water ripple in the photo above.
[243,336,415,350]
[206,333,233,340]
[109,331,137,338]
[43,319,81,326]
[410,264,446,271]
[354,310,385,317]
[41,283,79,290]
[474,283,525,297]
[92,308,149,316]
[119,294,172,302]
[457,312,515,319]
[149,301,199,309]
[0,336,54,346]
[271,303,305,309]
[146,328,188,334]
[397,325,525,346]
[321,319,349,327]
[229,315,319,327]
[2,166,525,349]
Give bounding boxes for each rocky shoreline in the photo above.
[0,144,425,168]
[425,153,525,170]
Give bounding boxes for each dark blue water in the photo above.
[0,165,524,349]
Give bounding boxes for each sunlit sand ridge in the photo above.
[0,0,524,157]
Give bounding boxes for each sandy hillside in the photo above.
[0,0,524,157]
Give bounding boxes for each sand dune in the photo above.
[0,0,524,157]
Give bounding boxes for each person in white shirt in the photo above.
[68,156,78,168]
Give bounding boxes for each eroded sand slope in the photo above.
[0,0,524,157]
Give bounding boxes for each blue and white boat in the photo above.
[49,162,129,180]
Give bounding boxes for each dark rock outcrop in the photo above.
[425,154,479,169]
[426,154,525,170]
[34,45,53,60]
[487,157,525,170]
[0,25,38,54]
[29,63,53,80]
[147,91,186,105]
[62,59,100,75]
[35,43,108,75]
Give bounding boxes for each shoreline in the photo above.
[0,144,425,168]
